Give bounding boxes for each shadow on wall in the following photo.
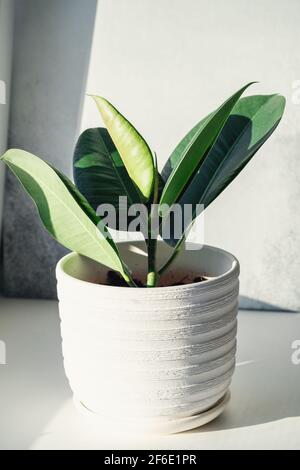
[239,295,297,312]
[1,0,97,299]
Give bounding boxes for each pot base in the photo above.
[73,391,230,435]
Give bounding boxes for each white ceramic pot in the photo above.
[56,241,239,434]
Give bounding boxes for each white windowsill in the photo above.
[0,298,299,450]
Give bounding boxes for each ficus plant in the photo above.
[1,83,285,287]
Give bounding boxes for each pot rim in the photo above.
[56,242,239,293]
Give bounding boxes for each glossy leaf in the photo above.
[161,94,286,246]
[73,127,145,229]
[74,127,143,208]
[92,96,154,200]
[51,164,100,226]
[159,83,255,214]
[198,94,286,207]
[161,112,212,184]
[1,149,133,283]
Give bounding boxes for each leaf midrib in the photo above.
[8,160,123,274]
[162,100,237,204]
[97,128,141,206]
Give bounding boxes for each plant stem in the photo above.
[146,152,159,288]
[158,236,185,277]
[158,205,201,278]
[146,198,159,287]
[147,235,158,287]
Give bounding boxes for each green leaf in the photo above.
[161,94,286,247]
[1,149,133,283]
[74,127,143,208]
[51,164,100,226]
[198,94,286,207]
[73,127,144,229]
[159,83,255,214]
[161,112,213,184]
[92,96,154,201]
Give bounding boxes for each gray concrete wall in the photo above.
[0,0,14,248]
[2,0,97,298]
[81,0,300,310]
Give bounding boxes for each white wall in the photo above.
[81,0,300,310]
[0,0,14,238]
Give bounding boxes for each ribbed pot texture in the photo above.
[56,241,239,434]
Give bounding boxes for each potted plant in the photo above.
[1,83,285,433]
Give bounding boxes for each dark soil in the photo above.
[107,270,145,287]
[106,271,207,287]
